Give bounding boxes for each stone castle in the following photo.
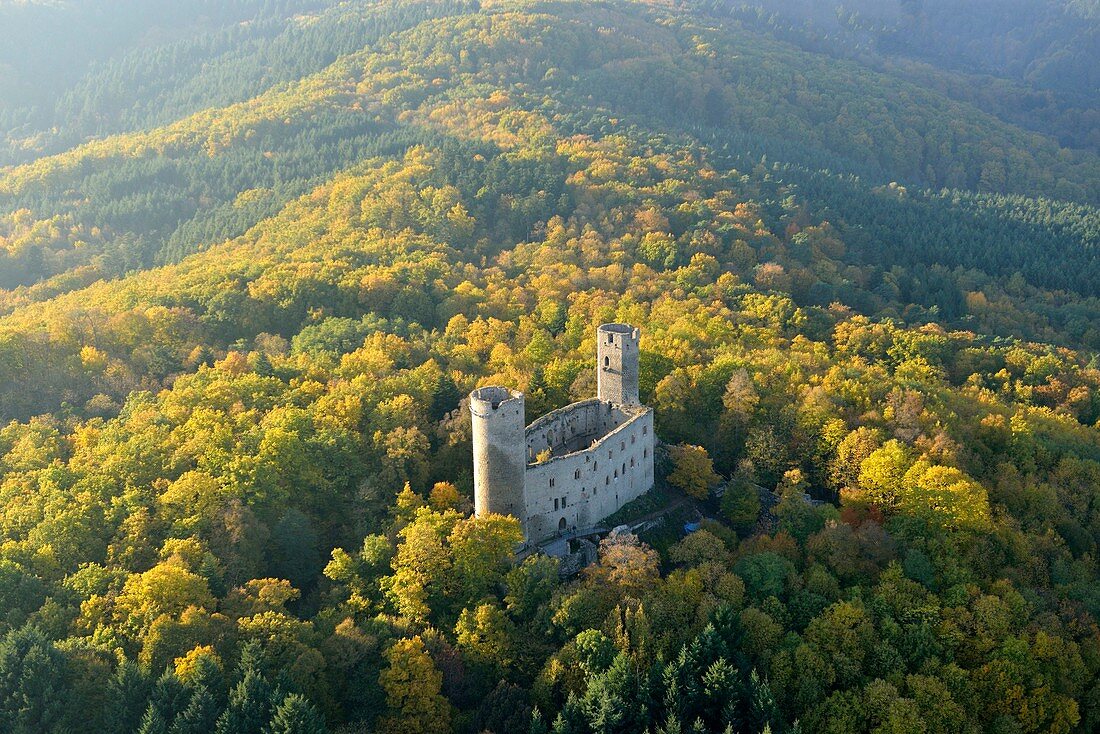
[469,323,655,543]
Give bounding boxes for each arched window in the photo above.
[604,356,610,367]
[559,517,567,531]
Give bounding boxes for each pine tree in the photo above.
[150,668,191,723]
[137,707,169,734]
[746,670,778,733]
[105,661,153,734]
[263,693,327,734]
[215,645,274,734]
[214,667,272,734]
[530,707,550,734]
[0,626,74,733]
[171,687,220,734]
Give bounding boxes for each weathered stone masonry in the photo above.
[470,324,656,543]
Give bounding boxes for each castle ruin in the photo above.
[469,324,655,543]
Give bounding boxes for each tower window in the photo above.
[614,469,618,478]
[604,356,610,367]
[622,463,626,474]
[554,498,559,510]
[607,332,614,344]
[630,457,635,467]
[631,434,635,444]
[605,476,610,485]
[621,441,625,451]
[643,448,648,458]
[561,496,567,507]
[608,450,612,459]
[574,469,581,480]
[549,477,555,488]
[642,426,648,435]
[593,461,598,471]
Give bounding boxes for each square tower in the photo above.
[597,323,640,406]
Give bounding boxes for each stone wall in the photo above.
[524,398,633,461]
[523,407,654,541]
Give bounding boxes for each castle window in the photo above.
[605,476,610,486]
[630,457,635,467]
[561,496,566,507]
[622,463,626,474]
[621,441,625,451]
[604,356,610,367]
[607,332,614,344]
[642,425,648,435]
[614,469,618,478]
[549,477,555,488]
[574,469,581,480]
[554,498,559,510]
[608,450,612,459]
[593,461,598,471]
[643,448,648,458]
[631,434,635,444]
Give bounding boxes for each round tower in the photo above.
[469,386,527,525]
[597,323,640,406]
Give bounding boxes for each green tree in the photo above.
[264,694,327,734]
[105,660,152,734]
[720,479,761,535]
[0,626,74,734]
[215,645,273,734]
[171,688,220,734]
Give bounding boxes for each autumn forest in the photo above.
[0,0,1098,732]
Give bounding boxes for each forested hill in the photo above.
[0,1,1099,733]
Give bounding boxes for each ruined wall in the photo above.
[524,407,654,542]
[524,399,633,461]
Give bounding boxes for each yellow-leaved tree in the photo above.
[667,444,720,499]
[377,635,453,734]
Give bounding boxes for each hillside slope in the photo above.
[0,2,1097,733]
